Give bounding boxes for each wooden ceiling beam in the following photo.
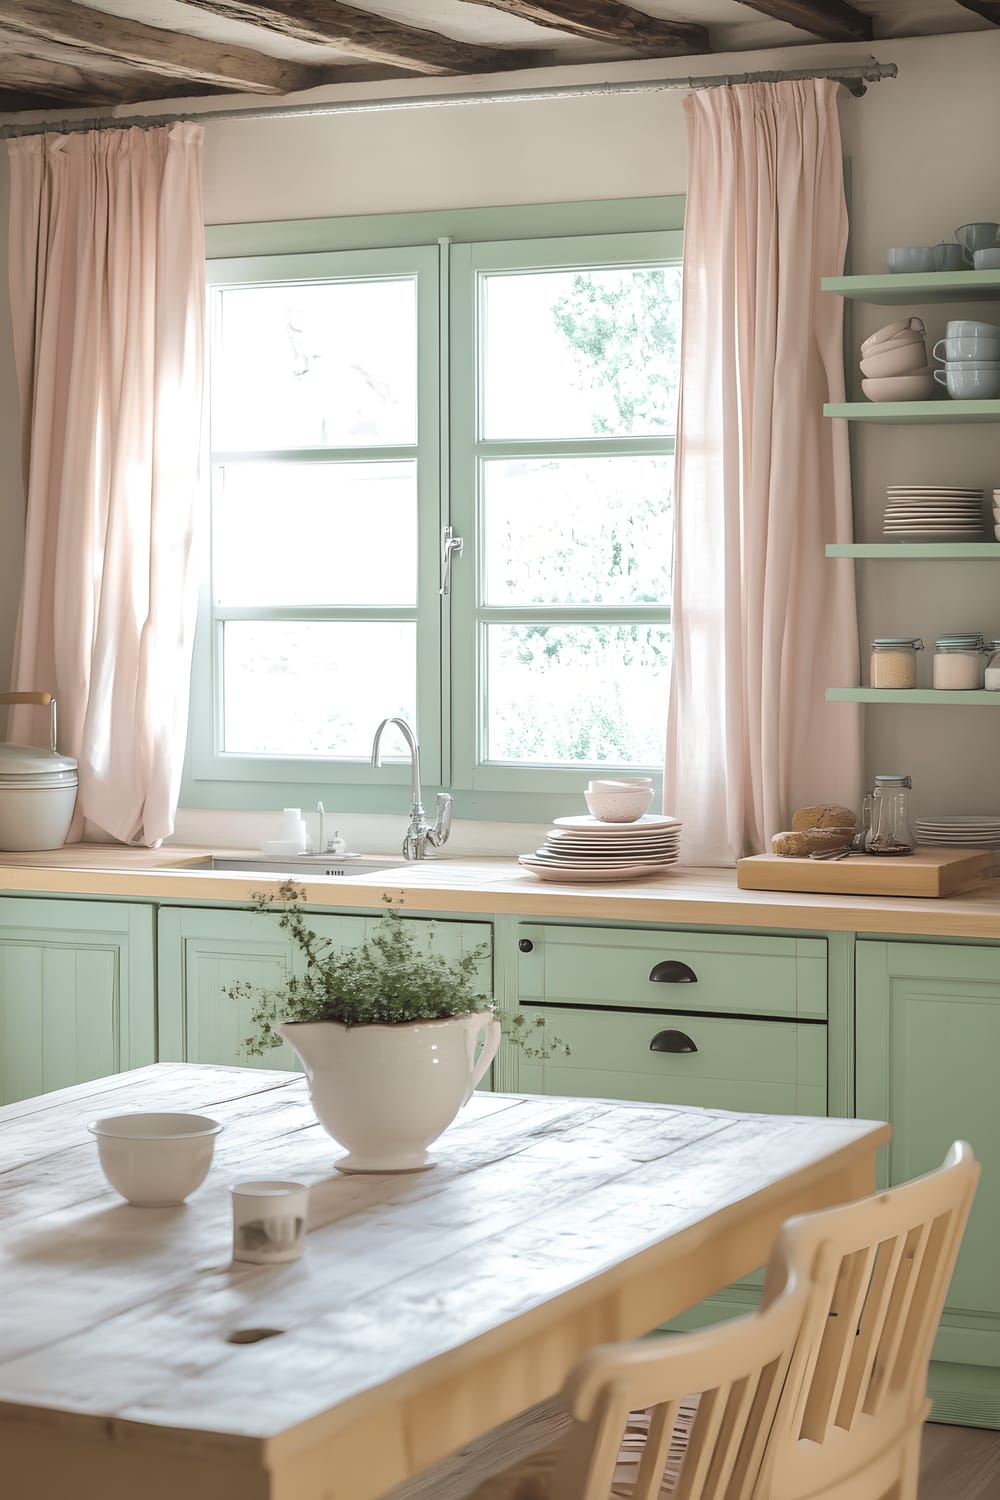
[0,48,137,105]
[730,1,872,42]
[953,0,1000,22]
[0,0,329,96]
[459,2,710,54]
[178,1,530,75]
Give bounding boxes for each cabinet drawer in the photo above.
[517,924,826,1019]
[518,1007,826,1116]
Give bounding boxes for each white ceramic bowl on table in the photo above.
[584,785,654,822]
[88,1113,223,1206]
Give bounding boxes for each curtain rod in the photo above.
[0,58,897,140]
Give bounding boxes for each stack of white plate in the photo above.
[883,486,984,540]
[518,813,682,882]
[914,815,1000,848]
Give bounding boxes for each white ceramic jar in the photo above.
[0,743,78,850]
[932,636,984,690]
[869,637,923,689]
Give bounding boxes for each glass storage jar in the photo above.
[985,640,1000,691]
[866,774,914,856]
[869,638,923,689]
[932,635,984,690]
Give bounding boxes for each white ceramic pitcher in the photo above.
[278,1011,501,1173]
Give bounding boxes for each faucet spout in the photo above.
[371,717,451,860]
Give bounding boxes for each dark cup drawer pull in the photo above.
[648,959,697,984]
[649,1029,698,1055]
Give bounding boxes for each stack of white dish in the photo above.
[518,813,682,883]
[859,317,932,402]
[882,485,984,540]
[914,815,1000,848]
[992,489,1000,540]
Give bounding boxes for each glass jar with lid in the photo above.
[985,640,1000,691]
[866,774,915,856]
[869,637,923,689]
[932,635,984,690]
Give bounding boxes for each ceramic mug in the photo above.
[946,320,1000,339]
[934,366,1000,399]
[955,222,1000,264]
[933,336,1000,363]
[933,243,965,272]
[886,246,935,274]
[974,248,1000,271]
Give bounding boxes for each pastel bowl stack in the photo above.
[992,489,1000,540]
[932,320,1000,401]
[859,318,933,401]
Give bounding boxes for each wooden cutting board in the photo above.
[736,846,993,898]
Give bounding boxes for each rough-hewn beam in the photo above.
[180,1,530,75]
[953,0,1000,22]
[0,0,329,96]
[461,1,710,54]
[0,46,135,104]
[731,1,872,42]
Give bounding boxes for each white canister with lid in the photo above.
[932,636,984,690]
[985,640,1000,691]
[869,637,923,689]
[0,693,78,851]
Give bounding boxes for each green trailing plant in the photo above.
[230,884,568,1063]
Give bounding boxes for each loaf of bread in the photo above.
[790,804,857,833]
[771,827,852,857]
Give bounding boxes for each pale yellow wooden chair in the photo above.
[468,1141,979,1500]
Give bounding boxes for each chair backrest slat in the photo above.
[834,1232,904,1430]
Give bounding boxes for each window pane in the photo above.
[223,622,415,757]
[482,266,681,440]
[483,456,672,607]
[486,624,671,766]
[214,462,416,607]
[212,279,417,450]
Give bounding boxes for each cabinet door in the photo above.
[856,940,1000,1375]
[0,897,156,1104]
[158,906,493,1071]
[518,1007,826,1116]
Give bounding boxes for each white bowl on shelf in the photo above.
[859,343,928,379]
[860,318,924,354]
[861,372,935,402]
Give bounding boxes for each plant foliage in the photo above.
[230,885,568,1062]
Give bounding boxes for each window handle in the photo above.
[440,526,464,596]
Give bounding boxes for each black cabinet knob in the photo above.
[649,1029,698,1055]
[518,938,534,953]
[648,959,697,984]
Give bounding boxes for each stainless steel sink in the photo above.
[208,854,410,878]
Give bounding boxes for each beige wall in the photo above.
[2,28,999,820]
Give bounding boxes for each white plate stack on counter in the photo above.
[914,815,1000,848]
[518,812,682,883]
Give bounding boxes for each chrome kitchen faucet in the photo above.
[370,716,453,860]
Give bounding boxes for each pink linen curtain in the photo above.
[7,122,205,846]
[664,80,862,866]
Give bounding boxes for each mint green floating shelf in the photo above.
[826,544,1000,559]
[824,400,1000,424]
[827,688,1000,706]
[822,271,1000,305]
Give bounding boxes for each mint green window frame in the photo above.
[190,244,443,795]
[185,198,684,820]
[449,230,682,795]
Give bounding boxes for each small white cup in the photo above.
[231,1180,309,1264]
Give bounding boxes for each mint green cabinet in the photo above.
[0,897,155,1104]
[157,906,493,1070]
[856,940,1000,1428]
[517,1007,826,1115]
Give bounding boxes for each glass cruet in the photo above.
[865,774,914,856]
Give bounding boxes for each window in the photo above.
[190,205,682,818]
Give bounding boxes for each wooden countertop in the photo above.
[0,844,999,937]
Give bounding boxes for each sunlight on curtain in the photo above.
[7,122,205,845]
[664,80,862,865]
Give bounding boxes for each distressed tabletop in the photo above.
[0,1064,890,1500]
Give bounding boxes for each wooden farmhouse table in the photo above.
[0,1064,891,1500]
